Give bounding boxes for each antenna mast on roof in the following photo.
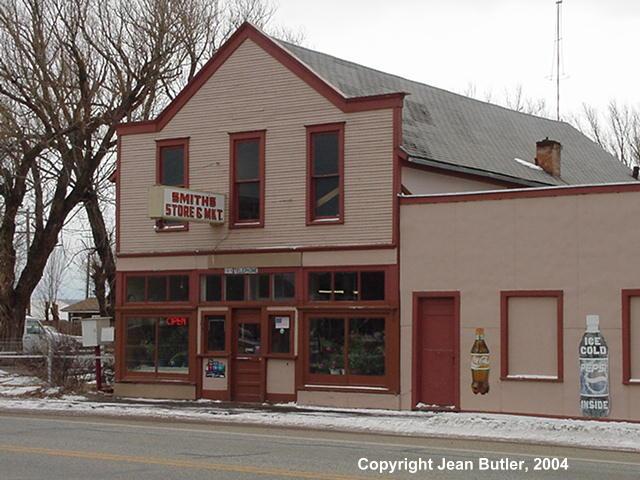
[555,0,563,121]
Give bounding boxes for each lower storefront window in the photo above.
[125,316,189,376]
[309,318,345,374]
[125,318,156,373]
[308,316,386,382]
[348,318,385,376]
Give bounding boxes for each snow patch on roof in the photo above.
[514,157,544,171]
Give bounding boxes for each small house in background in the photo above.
[61,298,101,323]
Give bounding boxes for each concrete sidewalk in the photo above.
[0,391,638,453]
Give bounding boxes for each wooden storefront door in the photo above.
[413,293,460,409]
[231,309,265,402]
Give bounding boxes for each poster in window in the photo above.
[205,359,226,378]
[274,316,290,330]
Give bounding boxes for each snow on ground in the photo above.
[0,368,43,396]
[0,368,639,452]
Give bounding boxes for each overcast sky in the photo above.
[57,0,640,302]
[274,0,640,118]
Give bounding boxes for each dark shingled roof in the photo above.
[277,40,634,186]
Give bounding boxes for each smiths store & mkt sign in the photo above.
[148,185,225,224]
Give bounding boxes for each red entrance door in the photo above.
[414,293,459,409]
[232,310,265,402]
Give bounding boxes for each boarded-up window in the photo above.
[501,291,563,381]
[624,294,640,383]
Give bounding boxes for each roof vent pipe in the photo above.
[535,138,562,177]
[632,166,639,180]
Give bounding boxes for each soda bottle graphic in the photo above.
[579,315,610,417]
[471,328,490,395]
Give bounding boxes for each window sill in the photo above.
[264,353,297,360]
[501,375,562,383]
[198,352,230,358]
[155,225,189,233]
[120,376,194,385]
[302,384,395,394]
[119,303,195,309]
[306,218,344,227]
[230,221,263,229]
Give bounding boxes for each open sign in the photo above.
[167,316,187,326]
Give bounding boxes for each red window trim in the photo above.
[266,311,296,358]
[500,290,564,382]
[303,265,394,305]
[622,289,640,385]
[124,272,193,305]
[229,130,266,228]
[306,122,345,225]
[155,137,190,232]
[302,311,393,388]
[122,312,194,380]
[198,269,299,306]
[201,311,231,356]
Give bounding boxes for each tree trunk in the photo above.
[51,302,60,330]
[83,188,116,318]
[0,295,27,343]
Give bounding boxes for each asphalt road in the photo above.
[0,412,638,479]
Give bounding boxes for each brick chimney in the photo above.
[535,138,562,177]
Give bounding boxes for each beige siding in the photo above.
[297,391,400,410]
[119,38,394,254]
[401,167,507,194]
[267,359,295,394]
[115,248,397,271]
[114,383,196,400]
[400,190,640,420]
[201,358,228,391]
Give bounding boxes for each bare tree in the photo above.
[503,85,548,117]
[462,83,548,117]
[0,0,298,339]
[35,245,69,324]
[570,102,640,169]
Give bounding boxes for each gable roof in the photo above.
[117,22,633,187]
[116,23,404,136]
[276,40,634,186]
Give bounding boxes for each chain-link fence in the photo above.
[0,337,114,390]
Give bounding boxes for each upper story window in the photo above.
[200,272,296,303]
[125,274,190,303]
[156,138,189,231]
[308,270,385,302]
[307,123,344,224]
[230,131,265,228]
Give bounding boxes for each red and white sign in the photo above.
[166,316,188,326]
[148,186,225,224]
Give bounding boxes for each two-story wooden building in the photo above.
[114,23,640,420]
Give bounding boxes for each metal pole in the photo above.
[556,0,562,121]
[46,333,53,385]
[85,251,91,299]
[94,345,102,391]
